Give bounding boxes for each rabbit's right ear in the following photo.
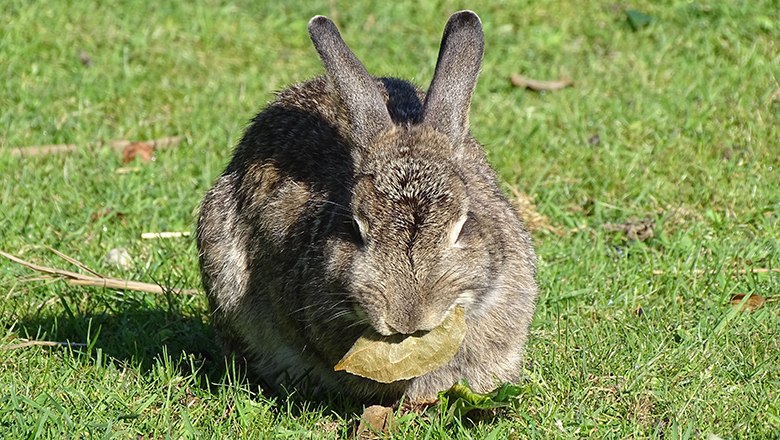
[308,16,392,150]
[423,11,484,147]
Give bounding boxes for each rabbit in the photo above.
[197,10,538,403]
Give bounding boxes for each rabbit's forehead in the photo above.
[352,162,466,238]
[354,156,466,211]
[367,124,453,157]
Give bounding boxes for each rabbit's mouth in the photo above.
[366,305,460,337]
[352,303,395,336]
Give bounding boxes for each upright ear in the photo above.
[422,11,484,145]
[308,16,393,149]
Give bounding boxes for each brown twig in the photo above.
[9,136,181,157]
[510,73,573,91]
[651,267,780,276]
[4,339,88,350]
[0,250,198,295]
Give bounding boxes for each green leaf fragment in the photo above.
[626,9,653,31]
[436,380,524,421]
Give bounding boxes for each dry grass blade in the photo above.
[45,245,103,277]
[510,73,573,91]
[9,136,181,157]
[141,231,191,239]
[0,250,198,295]
[4,339,88,350]
[652,268,780,276]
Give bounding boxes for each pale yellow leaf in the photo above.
[334,307,467,383]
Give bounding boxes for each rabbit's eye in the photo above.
[350,215,368,245]
[450,212,474,247]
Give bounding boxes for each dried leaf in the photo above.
[121,142,154,163]
[603,218,654,241]
[334,307,466,383]
[104,248,133,270]
[78,50,92,67]
[355,405,394,439]
[509,187,563,235]
[730,293,766,312]
[90,208,127,224]
[510,73,573,91]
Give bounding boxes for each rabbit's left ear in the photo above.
[422,11,484,146]
[308,16,393,150]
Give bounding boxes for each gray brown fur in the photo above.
[197,10,538,403]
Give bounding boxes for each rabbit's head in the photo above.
[310,13,497,336]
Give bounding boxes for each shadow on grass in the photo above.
[13,302,367,418]
[15,305,219,374]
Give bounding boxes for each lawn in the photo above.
[1,0,779,438]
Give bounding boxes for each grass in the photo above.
[1,0,779,437]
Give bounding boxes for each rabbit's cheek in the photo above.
[454,289,478,309]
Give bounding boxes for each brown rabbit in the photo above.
[197,10,538,403]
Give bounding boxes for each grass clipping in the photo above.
[334,307,466,383]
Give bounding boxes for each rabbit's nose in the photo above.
[386,322,418,335]
[385,310,422,335]
[386,323,413,335]
[386,309,441,335]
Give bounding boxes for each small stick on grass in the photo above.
[510,73,573,91]
[141,231,191,239]
[4,339,88,350]
[45,245,103,277]
[0,250,198,295]
[9,136,181,157]
[651,267,780,275]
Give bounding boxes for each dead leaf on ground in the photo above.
[78,50,92,67]
[122,141,154,163]
[90,208,127,224]
[630,394,655,426]
[510,73,573,91]
[603,218,654,241]
[354,405,394,439]
[334,307,466,383]
[509,187,564,235]
[104,248,133,270]
[730,293,766,312]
